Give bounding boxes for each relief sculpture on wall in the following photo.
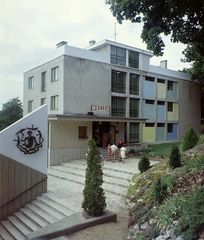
[14,125,44,154]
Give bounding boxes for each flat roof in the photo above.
[48,113,147,123]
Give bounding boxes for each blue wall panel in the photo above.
[167,124,178,140]
[142,77,155,98]
[157,105,165,120]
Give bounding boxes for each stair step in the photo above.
[1,220,24,240]
[37,196,75,217]
[20,207,48,228]
[14,211,40,232]
[8,215,31,236]
[32,200,66,220]
[26,203,58,224]
[43,192,80,213]
[0,225,14,240]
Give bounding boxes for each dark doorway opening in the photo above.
[93,122,115,147]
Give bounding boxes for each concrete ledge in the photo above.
[25,209,117,240]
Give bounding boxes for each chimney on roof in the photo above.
[56,41,67,48]
[160,60,167,68]
[89,40,96,46]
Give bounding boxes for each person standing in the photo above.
[102,132,109,148]
[117,140,122,162]
[107,143,111,162]
[110,143,118,163]
[120,144,128,163]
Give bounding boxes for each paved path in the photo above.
[47,157,158,214]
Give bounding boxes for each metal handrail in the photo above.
[0,177,48,209]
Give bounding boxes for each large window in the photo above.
[129,123,139,143]
[28,100,34,113]
[41,72,46,91]
[168,123,173,133]
[130,98,139,117]
[111,70,126,93]
[111,97,126,117]
[79,126,87,139]
[168,81,173,90]
[110,46,126,66]
[51,67,59,82]
[168,102,173,112]
[129,51,139,68]
[130,74,139,95]
[28,77,34,89]
[51,95,58,110]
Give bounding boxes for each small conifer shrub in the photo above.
[151,177,168,205]
[82,138,106,216]
[182,126,199,152]
[138,155,150,173]
[169,144,181,169]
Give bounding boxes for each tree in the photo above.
[106,0,204,57]
[169,144,181,169]
[0,97,23,131]
[182,126,199,152]
[82,138,106,216]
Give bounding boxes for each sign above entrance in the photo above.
[91,105,110,115]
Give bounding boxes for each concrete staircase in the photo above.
[48,158,135,198]
[0,192,79,240]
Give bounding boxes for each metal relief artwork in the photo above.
[14,125,44,154]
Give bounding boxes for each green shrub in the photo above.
[138,155,150,173]
[169,144,181,169]
[128,148,136,154]
[151,177,167,205]
[182,127,199,152]
[155,186,204,239]
[183,154,204,172]
[82,138,106,216]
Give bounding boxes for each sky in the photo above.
[0,0,192,110]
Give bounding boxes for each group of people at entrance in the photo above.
[107,139,128,163]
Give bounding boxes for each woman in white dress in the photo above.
[120,145,128,163]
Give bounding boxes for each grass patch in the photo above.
[148,142,181,157]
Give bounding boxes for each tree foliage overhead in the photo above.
[106,0,204,57]
[0,97,23,131]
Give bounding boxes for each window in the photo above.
[157,101,165,105]
[145,76,154,82]
[157,123,165,127]
[111,70,126,93]
[79,126,87,139]
[168,123,173,133]
[130,98,139,117]
[41,98,46,106]
[145,100,154,104]
[111,97,126,117]
[129,123,139,143]
[168,81,173,90]
[129,51,139,68]
[110,46,126,66]
[157,78,165,83]
[145,123,154,127]
[168,102,173,112]
[28,100,34,113]
[51,95,58,110]
[130,74,139,95]
[51,67,59,82]
[41,72,46,91]
[28,77,34,89]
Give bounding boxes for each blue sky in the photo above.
[0,0,191,110]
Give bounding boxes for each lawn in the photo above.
[147,142,181,158]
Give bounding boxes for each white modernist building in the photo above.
[23,39,201,165]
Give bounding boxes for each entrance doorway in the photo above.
[93,122,115,147]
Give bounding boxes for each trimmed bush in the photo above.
[182,126,199,152]
[82,138,106,216]
[169,144,181,169]
[138,155,150,173]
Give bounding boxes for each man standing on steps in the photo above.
[110,143,117,163]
